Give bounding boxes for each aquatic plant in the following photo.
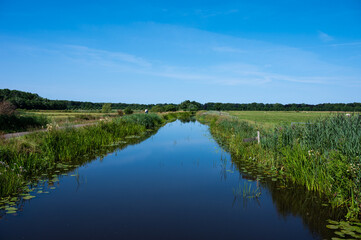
[233,182,261,199]
[0,112,193,198]
[197,112,361,218]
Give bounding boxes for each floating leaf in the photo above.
[23,195,35,200]
[334,231,345,237]
[271,178,277,181]
[5,207,17,211]
[326,225,339,229]
[341,229,356,236]
[6,210,17,214]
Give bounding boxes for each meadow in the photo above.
[23,110,119,125]
[227,110,341,129]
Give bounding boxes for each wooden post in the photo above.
[257,131,260,144]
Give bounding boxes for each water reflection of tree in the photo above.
[229,153,345,240]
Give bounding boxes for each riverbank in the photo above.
[0,112,193,198]
[196,111,361,219]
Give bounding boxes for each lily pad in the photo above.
[23,195,35,200]
[326,225,339,229]
[5,207,17,211]
[334,231,345,237]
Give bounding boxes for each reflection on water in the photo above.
[0,120,344,240]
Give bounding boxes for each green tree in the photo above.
[150,105,165,112]
[164,104,177,112]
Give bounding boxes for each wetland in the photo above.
[0,120,349,240]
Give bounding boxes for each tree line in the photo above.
[1,89,361,112]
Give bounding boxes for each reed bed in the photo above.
[0,112,192,198]
[197,112,361,218]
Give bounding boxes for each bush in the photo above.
[124,107,133,115]
[150,105,165,112]
[117,109,124,116]
[0,101,16,115]
[0,114,49,133]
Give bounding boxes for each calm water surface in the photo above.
[0,121,339,239]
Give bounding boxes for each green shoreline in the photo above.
[0,112,193,198]
[196,111,361,219]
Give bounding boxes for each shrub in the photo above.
[150,105,165,112]
[0,101,16,115]
[117,109,124,116]
[0,114,49,133]
[124,107,133,115]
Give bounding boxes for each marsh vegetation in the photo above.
[197,112,361,219]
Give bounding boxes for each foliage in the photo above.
[0,101,16,115]
[124,107,133,115]
[197,112,361,218]
[179,100,202,111]
[150,105,165,112]
[117,109,124,116]
[101,103,112,113]
[2,89,361,111]
[0,114,49,133]
[0,113,169,197]
[121,113,162,129]
[164,104,177,112]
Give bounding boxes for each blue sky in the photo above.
[0,0,360,104]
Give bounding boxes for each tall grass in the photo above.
[121,113,163,129]
[0,114,49,133]
[197,112,361,218]
[0,112,194,198]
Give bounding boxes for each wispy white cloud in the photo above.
[318,31,334,42]
[62,45,152,68]
[53,43,356,87]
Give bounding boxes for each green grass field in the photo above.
[226,111,343,129]
[21,110,126,127]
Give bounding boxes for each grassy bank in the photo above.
[0,112,192,198]
[197,112,361,219]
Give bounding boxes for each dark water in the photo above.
[0,121,341,239]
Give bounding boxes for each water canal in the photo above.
[0,120,343,239]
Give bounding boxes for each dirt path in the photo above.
[3,123,96,139]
